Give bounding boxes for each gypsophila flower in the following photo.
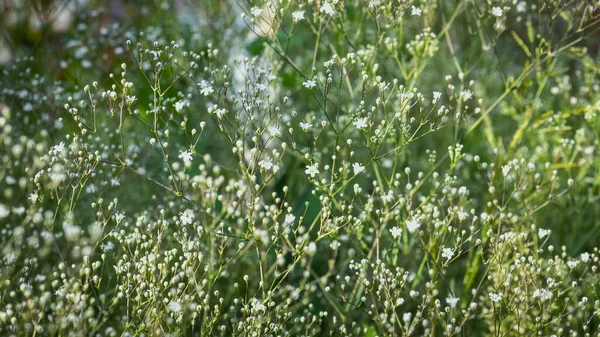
[259,158,274,171]
[284,214,296,225]
[389,226,402,239]
[446,297,459,308]
[538,228,550,239]
[303,79,317,89]
[168,300,183,313]
[411,6,422,16]
[460,89,473,100]
[179,149,193,166]
[406,218,420,233]
[491,6,503,17]
[251,7,262,17]
[0,204,8,219]
[581,252,590,263]
[174,101,185,113]
[502,165,511,177]
[198,80,214,96]
[353,117,368,130]
[114,212,125,224]
[442,247,454,261]
[305,163,319,178]
[352,162,365,175]
[180,209,195,225]
[533,288,553,301]
[299,121,313,131]
[292,10,305,22]
[29,193,38,203]
[489,292,503,303]
[320,2,336,16]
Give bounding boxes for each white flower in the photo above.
[581,252,590,263]
[460,89,473,100]
[489,292,503,303]
[307,242,317,255]
[284,214,296,225]
[320,2,336,16]
[538,228,550,239]
[389,226,402,239]
[457,210,468,221]
[292,10,305,22]
[491,6,503,17]
[411,6,422,16]
[180,209,195,225]
[114,212,125,224]
[299,122,313,131]
[198,80,214,96]
[100,241,114,252]
[29,193,38,203]
[502,165,511,177]
[533,288,552,301]
[0,204,9,219]
[442,247,454,261]
[214,107,227,118]
[259,158,274,171]
[433,91,442,102]
[406,218,420,233]
[54,142,65,153]
[352,162,365,175]
[446,297,459,308]
[305,163,319,178]
[303,79,317,89]
[179,150,193,166]
[174,101,185,113]
[168,300,183,313]
[353,117,368,130]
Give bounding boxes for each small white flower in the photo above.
[250,7,262,17]
[307,242,317,255]
[532,288,552,301]
[406,218,420,233]
[411,6,422,16]
[299,122,313,131]
[320,2,336,16]
[292,10,305,22]
[491,6,503,17]
[442,247,454,261]
[489,292,503,303]
[433,91,442,102]
[352,162,365,175]
[502,165,511,177]
[389,226,402,239]
[284,214,296,225]
[305,163,319,178]
[353,117,368,130]
[198,80,214,96]
[303,79,317,89]
[259,158,274,171]
[174,101,185,113]
[54,142,65,153]
[179,150,193,166]
[538,228,550,239]
[114,212,125,224]
[29,193,38,203]
[0,204,9,219]
[168,300,183,313]
[581,252,590,263]
[446,297,459,308]
[180,209,195,225]
[460,89,473,100]
[457,210,468,221]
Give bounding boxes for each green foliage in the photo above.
[1,0,600,336]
